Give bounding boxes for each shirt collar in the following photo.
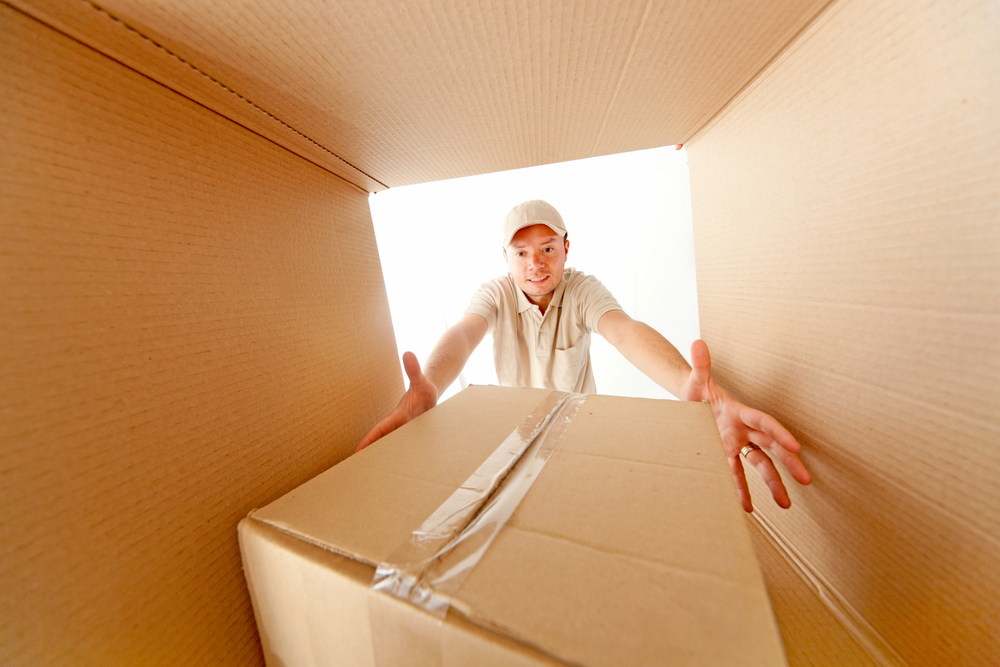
[514,271,569,314]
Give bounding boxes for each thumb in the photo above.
[690,339,712,379]
[401,351,424,385]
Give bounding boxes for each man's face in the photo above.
[503,224,570,303]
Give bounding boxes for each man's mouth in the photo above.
[526,276,548,284]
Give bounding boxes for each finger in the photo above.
[738,406,800,452]
[355,432,376,453]
[355,426,379,452]
[747,431,812,486]
[743,448,792,509]
[356,420,390,452]
[402,351,423,384]
[355,407,408,452]
[721,429,753,512]
[727,453,754,513]
[740,407,812,485]
[689,339,712,381]
[356,418,397,452]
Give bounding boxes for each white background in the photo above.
[369,146,700,402]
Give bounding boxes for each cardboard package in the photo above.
[239,385,787,666]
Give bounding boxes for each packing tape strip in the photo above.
[372,390,587,621]
[419,392,587,620]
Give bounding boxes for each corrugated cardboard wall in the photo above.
[688,0,999,665]
[11,0,830,189]
[0,6,402,665]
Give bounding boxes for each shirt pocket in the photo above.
[550,335,588,392]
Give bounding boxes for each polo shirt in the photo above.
[465,267,622,393]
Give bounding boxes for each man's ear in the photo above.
[564,238,570,257]
[502,248,507,262]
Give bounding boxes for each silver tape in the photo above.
[372,391,586,619]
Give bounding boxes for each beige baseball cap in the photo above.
[502,200,568,248]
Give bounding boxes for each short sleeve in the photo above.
[465,279,502,332]
[570,273,622,333]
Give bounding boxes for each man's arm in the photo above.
[598,309,812,512]
[596,310,692,396]
[355,313,488,452]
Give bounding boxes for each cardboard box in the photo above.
[239,385,787,666]
[4,0,997,665]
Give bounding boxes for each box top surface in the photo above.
[254,385,786,666]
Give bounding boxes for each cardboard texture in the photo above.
[241,385,787,667]
[687,0,1000,665]
[10,0,829,190]
[4,0,998,664]
[1,5,402,665]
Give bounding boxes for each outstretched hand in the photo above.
[355,352,439,452]
[680,340,812,512]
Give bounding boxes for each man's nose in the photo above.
[529,252,545,268]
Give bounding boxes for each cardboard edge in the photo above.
[239,517,570,667]
[748,511,906,667]
[246,510,383,572]
[7,0,386,194]
[237,517,278,666]
[682,0,841,147]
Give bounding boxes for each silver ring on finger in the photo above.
[739,444,762,459]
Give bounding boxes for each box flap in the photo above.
[252,385,552,564]
[12,0,832,189]
[453,394,783,665]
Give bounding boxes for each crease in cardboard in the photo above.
[500,524,755,590]
[372,392,585,618]
[683,0,842,146]
[444,608,589,667]
[344,463,465,493]
[556,448,728,476]
[32,0,386,192]
[751,510,906,667]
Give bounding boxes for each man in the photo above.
[357,200,811,512]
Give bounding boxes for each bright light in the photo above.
[370,146,699,401]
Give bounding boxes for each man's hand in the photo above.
[355,352,439,452]
[680,340,812,512]
[355,314,487,453]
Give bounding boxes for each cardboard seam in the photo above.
[372,393,581,617]
[750,510,908,667]
[683,0,842,147]
[80,0,386,191]
[8,0,386,193]
[401,392,573,552]
[3,4,373,199]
